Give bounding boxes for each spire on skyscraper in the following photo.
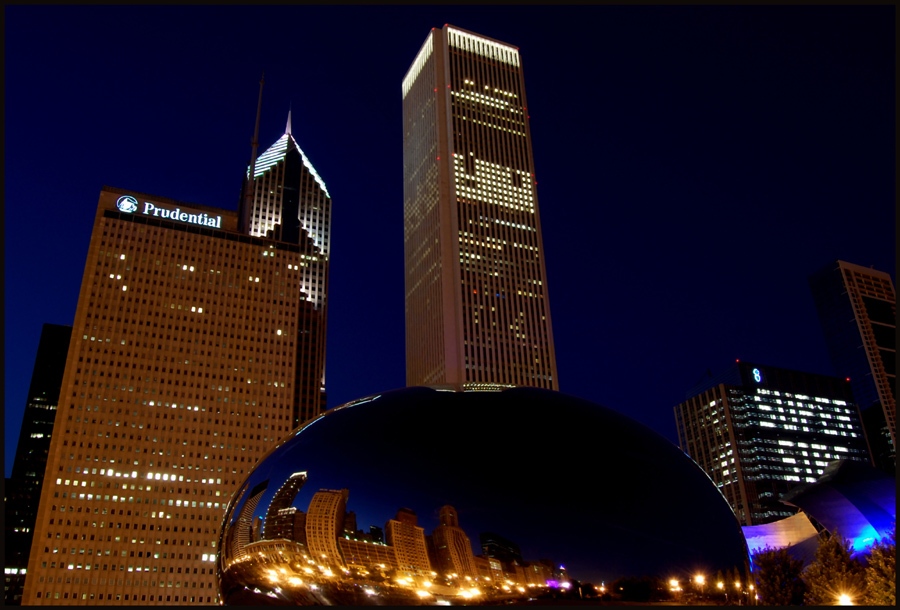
[239,72,265,234]
[286,106,292,135]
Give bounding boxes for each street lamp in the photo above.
[695,575,706,601]
[837,593,853,605]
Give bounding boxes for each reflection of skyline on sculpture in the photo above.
[220,480,568,603]
[216,386,750,604]
[264,472,309,540]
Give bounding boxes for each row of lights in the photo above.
[682,574,853,605]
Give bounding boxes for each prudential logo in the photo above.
[116,195,139,213]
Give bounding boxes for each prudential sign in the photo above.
[115,195,222,228]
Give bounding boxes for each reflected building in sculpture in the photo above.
[675,360,870,526]
[217,387,751,605]
[385,508,432,576]
[305,489,349,568]
[431,505,477,577]
[233,481,269,564]
[219,484,563,602]
[402,25,558,390]
[263,471,307,540]
[338,537,398,573]
[481,531,524,570]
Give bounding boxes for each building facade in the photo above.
[239,111,331,418]
[5,324,72,605]
[305,489,348,569]
[262,471,307,540]
[337,538,398,572]
[402,25,558,390]
[385,508,432,576]
[22,184,330,605]
[675,361,870,526]
[430,505,477,577]
[231,481,269,565]
[808,260,896,469]
[480,530,523,571]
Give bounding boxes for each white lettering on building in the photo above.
[140,202,221,228]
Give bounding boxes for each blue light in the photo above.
[752,368,762,383]
[850,524,882,554]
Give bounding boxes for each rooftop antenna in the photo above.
[240,72,265,234]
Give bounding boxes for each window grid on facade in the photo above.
[675,362,870,526]
[840,265,896,444]
[403,25,558,391]
[22,187,328,605]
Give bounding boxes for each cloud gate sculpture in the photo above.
[217,386,748,605]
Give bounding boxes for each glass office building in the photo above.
[675,361,870,526]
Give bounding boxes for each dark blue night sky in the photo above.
[4,6,895,475]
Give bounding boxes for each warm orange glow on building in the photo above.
[22,186,329,604]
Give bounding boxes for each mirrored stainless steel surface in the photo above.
[217,387,748,605]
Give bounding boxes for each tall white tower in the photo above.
[402,25,558,390]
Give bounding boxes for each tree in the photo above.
[713,570,726,602]
[802,532,866,605]
[727,565,743,598]
[862,527,895,606]
[751,545,805,605]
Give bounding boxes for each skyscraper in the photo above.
[402,25,558,390]
[262,471,307,540]
[674,361,870,526]
[385,508,432,576]
[231,481,269,565]
[808,260,896,469]
[22,179,330,604]
[305,489,348,568]
[480,531,523,571]
[431,505,477,577]
[5,324,72,605]
[239,109,331,417]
